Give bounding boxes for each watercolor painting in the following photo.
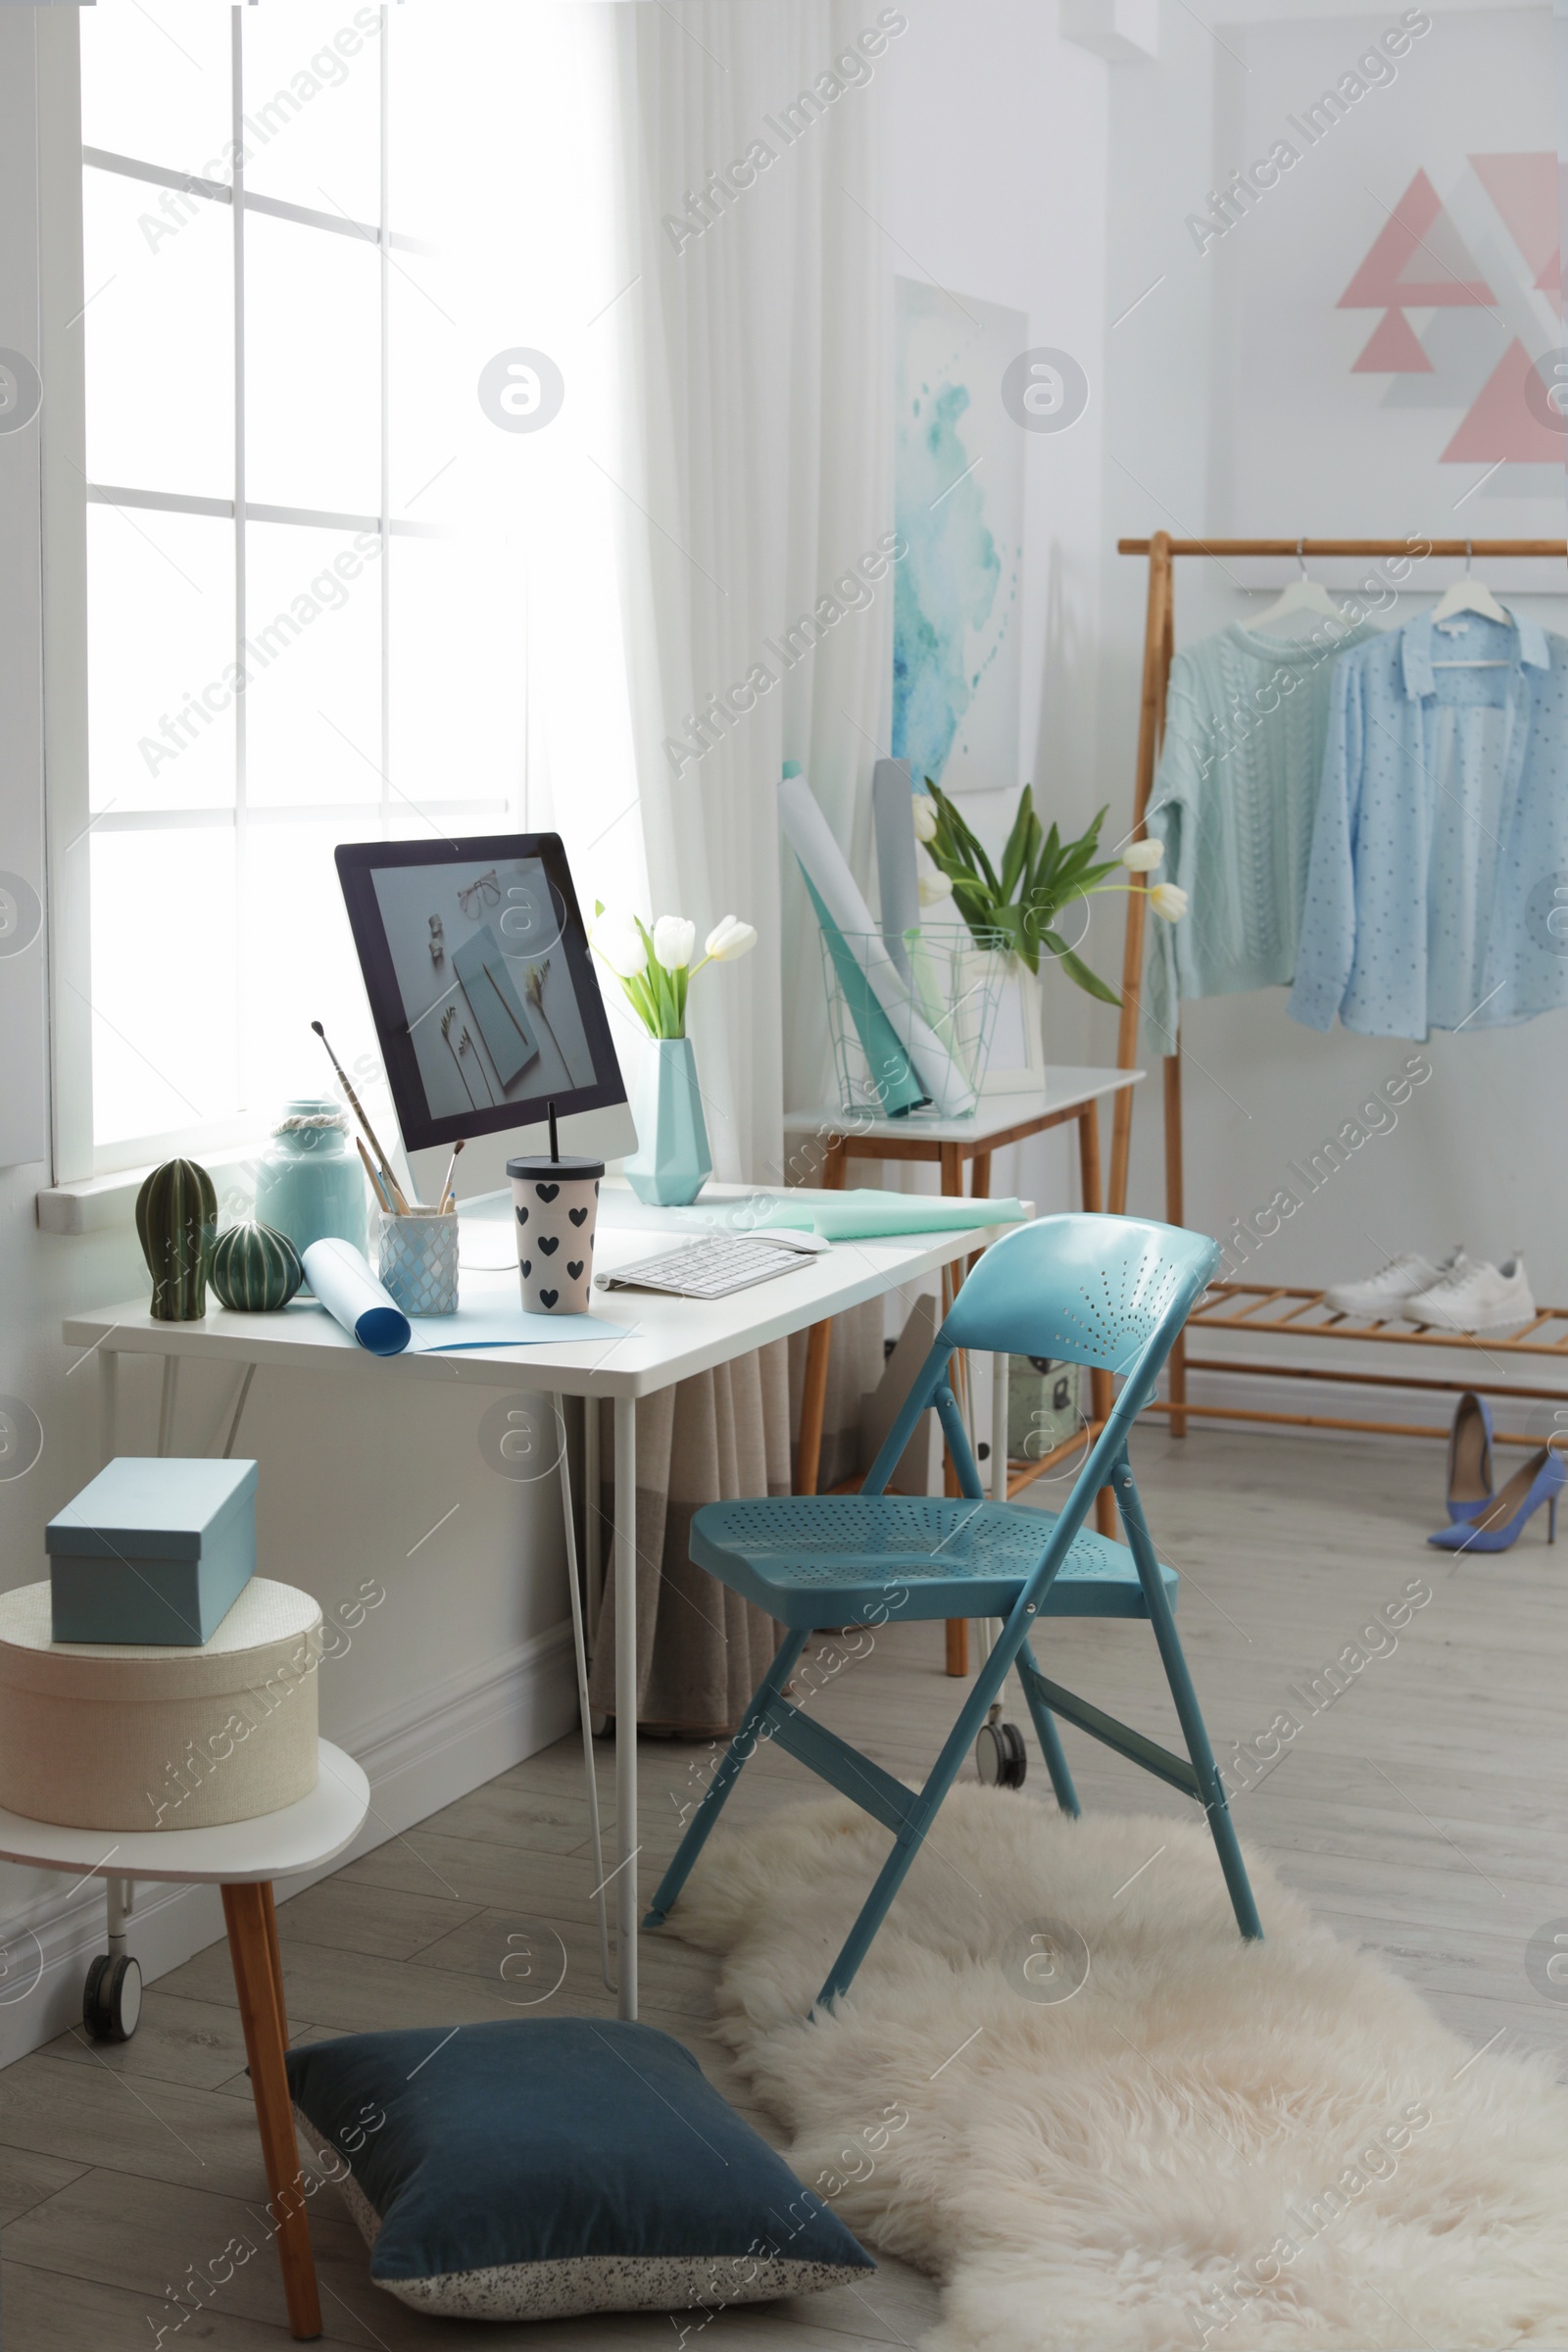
[892,278,1025,795]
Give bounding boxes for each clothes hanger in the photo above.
[1430,542,1511,666]
[1250,540,1352,636]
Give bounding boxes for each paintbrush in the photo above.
[437,1138,465,1215]
[356,1137,392,1213]
[311,1019,412,1211]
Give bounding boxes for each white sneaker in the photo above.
[1324,1247,1464,1319]
[1404,1253,1536,1334]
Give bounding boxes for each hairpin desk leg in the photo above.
[557,1408,611,1987]
[99,1348,119,1466]
[613,1394,638,2021]
[156,1357,180,1458]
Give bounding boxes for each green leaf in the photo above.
[1044,936,1121,1005]
[999,786,1034,901]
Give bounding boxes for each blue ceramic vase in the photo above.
[254,1099,367,1261]
[624,1039,711,1207]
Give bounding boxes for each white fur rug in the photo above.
[662,1786,1568,2349]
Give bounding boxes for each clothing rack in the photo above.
[1109,531,1568,1445]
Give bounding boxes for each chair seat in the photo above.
[690,1495,1177,1630]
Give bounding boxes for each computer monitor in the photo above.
[334,833,637,1203]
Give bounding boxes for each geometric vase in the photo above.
[623,1037,712,1207]
[134,1157,218,1322]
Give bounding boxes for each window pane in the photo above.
[240,816,389,1120]
[80,0,232,183]
[244,210,379,514]
[83,168,233,501]
[86,507,234,815]
[388,533,520,811]
[89,827,238,1146]
[239,2,381,227]
[244,519,382,809]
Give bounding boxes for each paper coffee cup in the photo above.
[507,1152,604,1315]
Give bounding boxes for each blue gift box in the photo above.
[46,1457,258,1646]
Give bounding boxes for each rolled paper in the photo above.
[779,766,977,1117]
[872,758,919,979]
[301,1239,411,1356]
[759,1190,1028,1243]
[801,869,928,1116]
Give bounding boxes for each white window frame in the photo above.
[41,4,499,1199]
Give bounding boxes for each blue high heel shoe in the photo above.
[1444,1390,1494,1522]
[1428,1446,1564,1552]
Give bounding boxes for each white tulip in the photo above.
[1120,839,1163,871]
[704,915,758,961]
[910,792,939,843]
[1149,882,1189,922]
[652,915,697,970]
[917,868,954,906]
[590,911,648,981]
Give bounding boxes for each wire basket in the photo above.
[817,923,1010,1117]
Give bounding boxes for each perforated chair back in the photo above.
[940,1213,1215,1383]
[861,1216,1218,1535]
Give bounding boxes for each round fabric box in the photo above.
[0,1579,322,1833]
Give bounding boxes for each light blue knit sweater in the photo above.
[1142,616,1381,1050]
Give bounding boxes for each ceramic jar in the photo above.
[253,1100,367,1262]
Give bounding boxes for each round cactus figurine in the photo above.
[210,1220,304,1312]
[134,1158,218,1322]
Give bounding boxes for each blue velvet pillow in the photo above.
[287,2017,874,2322]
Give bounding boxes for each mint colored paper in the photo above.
[801,869,929,1116]
[763,1189,1027,1242]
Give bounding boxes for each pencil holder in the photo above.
[375,1208,459,1317]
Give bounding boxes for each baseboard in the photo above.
[0,1617,578,2070]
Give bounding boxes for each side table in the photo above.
[785,1066,1145,1673]
[0,1742,369,2340]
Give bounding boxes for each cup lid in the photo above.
[507,1154,605,1181]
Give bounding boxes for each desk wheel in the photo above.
[975,1718,1027,1789]
[83,1951,142,2041]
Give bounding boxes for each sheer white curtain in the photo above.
[601,0,897,1182]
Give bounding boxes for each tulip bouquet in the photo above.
[590,906,758,1038]
[913,780,1186,1004]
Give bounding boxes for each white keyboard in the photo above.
[595,1232,822,1298]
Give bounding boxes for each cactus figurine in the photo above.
[135,1158,218,1322]
[210,1220,304,1312]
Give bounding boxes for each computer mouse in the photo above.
[751,1227,830,1254]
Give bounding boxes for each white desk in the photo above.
[65,1181,1019,2021]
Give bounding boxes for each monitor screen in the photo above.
[334,834,627,1157]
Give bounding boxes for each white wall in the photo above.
[1095,0,1568,1374]
[883,0,1114,1215]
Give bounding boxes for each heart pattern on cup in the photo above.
[511,1169,599,1315]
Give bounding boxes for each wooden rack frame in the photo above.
[1110,532,1568,1443]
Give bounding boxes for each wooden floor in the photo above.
[2,1428,1562,2347]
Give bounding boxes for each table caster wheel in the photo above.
[975,1718,1027,1789]
[83,1951,142,2042]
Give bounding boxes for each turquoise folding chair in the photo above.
[645,1214,1262,2011]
